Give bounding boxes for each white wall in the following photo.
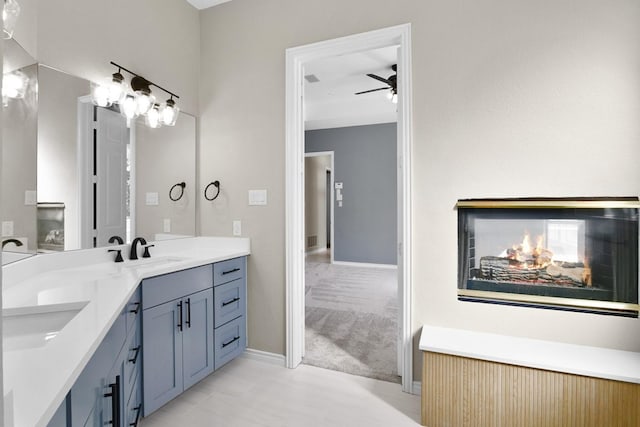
[36,0,200,115]
[199,0,640,378]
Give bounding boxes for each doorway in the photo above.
[285,24,414,393]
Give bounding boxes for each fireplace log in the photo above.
[479,256,592,287]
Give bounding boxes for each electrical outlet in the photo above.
[233,220,242,236]
[163,218,171,233]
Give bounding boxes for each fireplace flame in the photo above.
[507,232,553,269]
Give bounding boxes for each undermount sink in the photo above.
[122,256,188,270]
[2,301,88,351]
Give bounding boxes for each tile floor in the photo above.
[140,356,421,427]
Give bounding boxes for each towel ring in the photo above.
[204,180,221,201]
[169,182,186,201]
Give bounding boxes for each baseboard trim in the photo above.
[243,348,286,366]
[412,381,422,396]
[332,260,397,269]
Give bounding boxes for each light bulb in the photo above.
[120,94,138,120]
[2,70,27,99]
[159,98,179,126]
[145,104,162,128]
[91,83,112,107]
[135,91,155,115]
[391,93,398,104]
[2,0,21,40]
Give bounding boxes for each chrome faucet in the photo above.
[2,238,23,249]
[130,237,147,260]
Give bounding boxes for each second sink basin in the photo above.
[3,301,88,351]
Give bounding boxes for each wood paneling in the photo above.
[422,352,640,427]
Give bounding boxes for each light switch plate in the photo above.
[24,190,37,206]
[146,192,159,206]
[248,189,267,206]
[163,219,171,233]
[233,220,242,236]
[2,221,14,237]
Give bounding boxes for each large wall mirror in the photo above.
[2,39,197,264]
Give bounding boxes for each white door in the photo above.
[95,108,128,247]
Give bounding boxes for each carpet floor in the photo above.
[304,255,400,383]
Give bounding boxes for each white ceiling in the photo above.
[304,45,398,130]
[186,0,232,10]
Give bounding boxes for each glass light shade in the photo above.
[145,104,162,128]
[391,93,398,104]
[107,72,126,104]
[2,70,28,100]
[2,0,21,40]
[159,99,180,126]
[134,91,155,115]
[91,83,112,107]
[119,94,138,120]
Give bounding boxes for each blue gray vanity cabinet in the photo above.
[66,288,142,427]
[213,257,247,369]
[141,265,214,416]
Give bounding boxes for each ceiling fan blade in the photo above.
[355,87,389,95]
[366,73,392,86]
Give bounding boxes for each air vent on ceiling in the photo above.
[304,74,320,83]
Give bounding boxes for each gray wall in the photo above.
[306,123,397,265]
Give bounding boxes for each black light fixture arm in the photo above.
[109,61,180,100]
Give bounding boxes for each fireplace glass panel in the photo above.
[458,200,639,316]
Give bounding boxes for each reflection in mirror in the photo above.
[2,48,197,263]
[2,39,37,262]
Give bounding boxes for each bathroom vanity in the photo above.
[2,237,250,427]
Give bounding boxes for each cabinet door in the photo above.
[182,289,214,390]
[142,299,184,416]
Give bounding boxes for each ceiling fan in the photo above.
[355,64,397,98]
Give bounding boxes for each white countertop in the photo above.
[2,236,250,427]
[419,325,640,384]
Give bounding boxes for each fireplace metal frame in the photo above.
[457,197,640,317]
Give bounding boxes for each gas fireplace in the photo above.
[457,198,640,317]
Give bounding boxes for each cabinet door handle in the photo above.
[221,297,240,307]
[186,298,191,328]
[128,345,141,364]
[129,302,140,314]
[221,267,240,275]
[104,375,121,427]
[130,404,142,427]
[222,336,240,348]
[177,301,183,332]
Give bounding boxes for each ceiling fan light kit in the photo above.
[355,63,398,103]
[91,62,180,128]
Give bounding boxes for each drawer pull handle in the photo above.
[186,298,191,328]
[221,267,240,275]
[128,345,141,364]
[177,301,183,332]
[222,297,240,307]
[222,336,240,348]
[129,302,140,314]
[130,404,142,427]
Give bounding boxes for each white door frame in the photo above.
[285,23,414,393]
[304,151,335,264]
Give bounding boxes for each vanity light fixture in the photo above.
[2,0,20,40]
[91,61,180,128]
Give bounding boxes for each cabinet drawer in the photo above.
[213,257,245,286]
[123,322,142,401]
[142,265,213,309]
[214,315,246,370]
[125,287,141,333]
[214,279,246,328]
